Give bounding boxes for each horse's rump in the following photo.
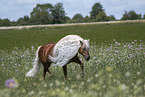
[38,43,56,64]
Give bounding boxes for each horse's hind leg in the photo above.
[43,65,47,79]
[48,68,53,77]
[43,63,49,79]
[43,63,53,79]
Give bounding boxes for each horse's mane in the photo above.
[49,35,90,67]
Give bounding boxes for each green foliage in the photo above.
[72,13,84,21]
[143,14,145,19]
[0,2,144,26]
[107,15,116,21]
[65,16,71,22]
[0,18,11,26]
[30,3,53,24]
[52,3,67,24]
[68,13,85,23]
[96,12,108,21]
[84,16,90,22]
[89,3,116,22]
[121,10,141,20]
[16,3,67,25]
[90,3,104,19]
[17,15,30,25]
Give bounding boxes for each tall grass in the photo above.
[0,22,145,50]
[0,40,144,97]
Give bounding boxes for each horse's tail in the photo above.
[26,46,42,77]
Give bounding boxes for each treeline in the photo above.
[0,2,145,26]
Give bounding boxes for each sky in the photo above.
[0,0,145,21]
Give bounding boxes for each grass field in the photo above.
[0,22,145,49]
[0,22,145,97]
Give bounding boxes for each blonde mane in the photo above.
[49,35,90,67]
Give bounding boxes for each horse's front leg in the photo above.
[79,63,85,78]
[63,66,67,80]
[74,57,85,78]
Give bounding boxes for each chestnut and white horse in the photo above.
[26,35,90,79]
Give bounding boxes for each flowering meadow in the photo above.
[0,22,145,97]
[0,40,144,97]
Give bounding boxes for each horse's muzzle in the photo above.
[84,55,90,61]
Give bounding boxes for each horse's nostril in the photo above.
[85,56,90,61]
[87,56,90,61]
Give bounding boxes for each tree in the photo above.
[128,10,141,20]
[0,18,11,26]
[96,11,108,21]
[52,3,66,24]
[107,15,116,21]
[17,15,29,25]
[121,10,141,20]
[84,16,90,22]
[90,3,104,19]
[72,13,84,22]
[121,11,128,20]
[143,14,145,19]
[65,16,71,22]
[30,3,53,24]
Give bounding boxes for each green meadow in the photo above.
[0,22,145,50]
[0,22,145,97]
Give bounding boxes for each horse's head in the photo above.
[79,39,90,61]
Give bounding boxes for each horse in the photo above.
[26,35,90,79]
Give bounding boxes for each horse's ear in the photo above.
[80,40,83,46]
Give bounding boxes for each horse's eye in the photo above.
[83,48,86,50]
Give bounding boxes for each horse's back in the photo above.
[38,43,56,64]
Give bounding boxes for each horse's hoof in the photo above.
[81,72,85,78]
[49,74,53,77]
[64,77,67,80]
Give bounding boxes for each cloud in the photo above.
[17,0,37,4]
[133,0,145,9]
